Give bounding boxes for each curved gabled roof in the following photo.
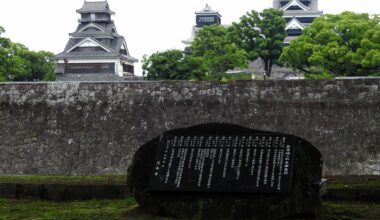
[282,0,310,11]
[195,4,222,17]
[55,1,137,63]
[76,1,115,15]
[66,37,111,53]
[285,17,305,30]
[77,23,107,33]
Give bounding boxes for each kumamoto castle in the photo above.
[0,0,379,219]
[182,4,223,54]
[54,0,323,80]
[273,0,323,44]
[54,1,137,80]
[181,0,323,76]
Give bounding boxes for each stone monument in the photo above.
[127,123,324,219]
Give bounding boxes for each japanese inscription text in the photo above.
[148,134,295,193]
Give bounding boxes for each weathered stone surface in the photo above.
[127,123,323,220]
[0,79,379,175]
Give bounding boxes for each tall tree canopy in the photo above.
[0,26,55,82]
[279,12,380,76]
[230,9,286,77]
[191,25,248,78]
[142,49,206,80]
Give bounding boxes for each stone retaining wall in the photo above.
[0,79,379,175]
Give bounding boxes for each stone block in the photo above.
[127,123,324,220]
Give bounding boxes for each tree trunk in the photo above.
[263,59,269,78]
[268,59,273,77]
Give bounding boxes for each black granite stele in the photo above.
[127,123,323,220]
[149,134,295,193]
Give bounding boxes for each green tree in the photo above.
[0,25,55,81]
[191,25,248,78]
[358,26,380,75]
[142,49,206,80]
[230,9,286,77]
[25,50,55,81]
[0,40,29,81]
[279,12,380,76]
[180,55,207,80]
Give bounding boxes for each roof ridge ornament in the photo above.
[205,4,211,11]
[195,3,222,17]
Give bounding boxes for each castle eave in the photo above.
[120,55,138,63]
[283,11,323,17]
[55,52,119,60]
[76,1,115,15]
[69,32,117,38]
[77,10,115,16]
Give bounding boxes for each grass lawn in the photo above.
[1,175,379,189]
[0,175,127,185]
[0,198,168,220]
[0,175,378,219]
[322,201,380,220]
[325,176,380,189]
[0,198,379,220]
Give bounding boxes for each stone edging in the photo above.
[0,182,378,202]
[324,188,380,202]
[0,183,128,201]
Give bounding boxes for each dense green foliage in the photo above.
[305,72,335,79]
[142,49,206,80]
[143,9,286,80]
[142,47,252,81]
[191,25,248,78]
[230,9,286,77]
[0,26,55,82]
[279,12,380,76]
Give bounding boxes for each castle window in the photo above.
[81,13,90,19]
[297,17,315,23]
[288,5,303,10]
[199,16,215,23]
[287,29,303,36]
[123,64,134,73]
[72,46,106,52]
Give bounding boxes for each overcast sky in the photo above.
[0,0,378,75]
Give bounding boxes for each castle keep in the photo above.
[273,0,323,44]
[54,1,137,77]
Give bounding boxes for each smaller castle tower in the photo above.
[182,4,222,53]
[195,4,222,28]
[273,0,323,44]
